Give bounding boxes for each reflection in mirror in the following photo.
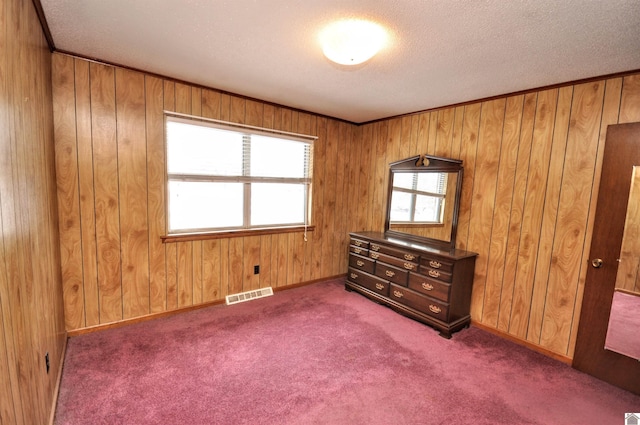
[385,155,463,250]
[389,172,458,243]
[605,165,640,359]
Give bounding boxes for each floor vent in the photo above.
[225,287,274,305]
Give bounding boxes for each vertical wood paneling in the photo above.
[1,0,66,421]
[90,63,122,323]
[482,95,524,328]
[163,81,178,311]
[540,82,605,354]
[527,86,573,344]
[509,89,558,339]
[202,240,221,302]
[74,59,100,327]
[619,74,640,123]
[52,54,85,329]
[467,99,506,320]
[177,242,193,307]
[456,104,481,249]
[116,68,150,319]
[146,76,167,314]
[498,92,538,332]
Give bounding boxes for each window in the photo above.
[389,172,447,224]
[166,116,313,234]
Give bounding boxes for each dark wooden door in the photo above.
[573,122,640,395]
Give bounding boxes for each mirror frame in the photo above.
[384,154,464,251]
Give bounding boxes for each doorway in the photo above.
[573,122,640,395]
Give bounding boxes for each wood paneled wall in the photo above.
[53,53,353,331]
[351,74,640,357]
[0,0,66,423]
[52,53,640,358]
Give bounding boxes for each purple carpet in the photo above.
[55,278,640,424]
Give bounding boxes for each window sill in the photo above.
[162,225,315,243]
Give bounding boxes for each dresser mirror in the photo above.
[384,155,463,251]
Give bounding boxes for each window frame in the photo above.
[389,172,447,225]
[164,115,314,236]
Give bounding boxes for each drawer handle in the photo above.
[356,260,365,267]
[393,290,403,298]
[429,260,442,269]
[350,273,358,279]
[371,244,380,252]
[403,262,414,270]
[428,270,440,278]
[421,282,434,291]
[429,305,442,314]
[404,254,416,261]
[370,252,380,260]
[353,247,362,254]
[375,283,384,290]
[385,270,395,278]
[354,240,363,247]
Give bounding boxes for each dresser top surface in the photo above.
[350,231,478,260]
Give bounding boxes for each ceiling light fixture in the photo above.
[319,19,388,66]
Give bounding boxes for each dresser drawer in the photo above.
[389,283,449,321]
[420,257,453,273]
[349,253,375,274]
[369,242,420,262]
[374,262,408,286]
[419,265,453,283]
[350,238,370,249]
[408,272,450,302]
[349,245,369,257]
[369,251,418,272]
[348,268,389,296]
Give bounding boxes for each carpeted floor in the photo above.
[55,278,640,424]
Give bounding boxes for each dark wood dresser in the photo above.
[346,231,477,338]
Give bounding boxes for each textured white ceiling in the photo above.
[41,0,640,123]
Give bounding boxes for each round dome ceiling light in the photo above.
[319,19,388,66]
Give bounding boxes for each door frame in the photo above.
[573,122,640,395]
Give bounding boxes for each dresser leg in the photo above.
[438,330,452,339]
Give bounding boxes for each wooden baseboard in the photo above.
[48,332,68,425]
[471,320,572,365]
[67,275,346,337]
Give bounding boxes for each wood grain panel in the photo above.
[310,119,326,280]
[1,1,66,422]
[74,59,100,327]
[202,239,221,302]
[482,95,524,328]
[90,62,122,323]
[164,81,178,311]
[193,241,203,303]
[243,236,261,290]
[527,86,573,344]
[509,89,558,339]
[228,238,243,294]
[116,68,150,319]
[540,82,604,354]
[201,89,221,119]
[456,103,481,250]
[260,235,273,287]
[52,53,85,329]
[498,92,538,332]
[619,74,640,123]
[467,99,506,321]
[146,75,167,314]
[177,242,193,307]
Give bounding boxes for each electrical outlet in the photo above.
[45,352,50,374]
[254,265,260,274]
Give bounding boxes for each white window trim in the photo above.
[164,113,315,236]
